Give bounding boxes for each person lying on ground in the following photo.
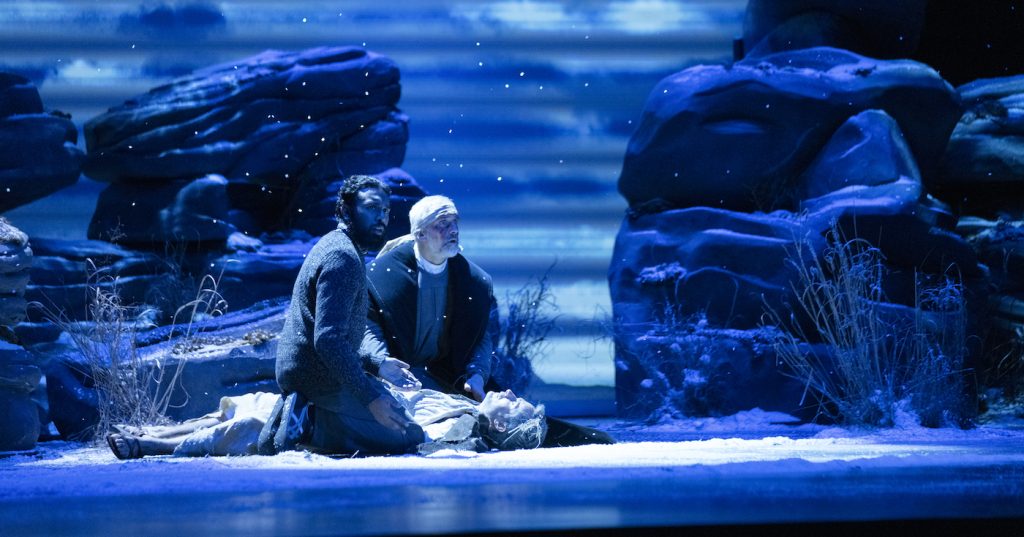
[363,195,614,447]
[106,387,548,459]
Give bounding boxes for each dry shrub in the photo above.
[766,224,968,427]
[44,262,227,442]
[492,270,558,393]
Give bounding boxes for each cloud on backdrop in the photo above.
[117,2,226,35]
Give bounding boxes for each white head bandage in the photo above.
[409,195,458,235]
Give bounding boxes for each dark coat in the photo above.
[366,240,494,389]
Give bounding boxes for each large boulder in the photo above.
[21,238,170,326]
[83,46,425,244]
[936,75,1024,217]
[612,63,985,419]
[0,73,84,213]
[618,48,961,214]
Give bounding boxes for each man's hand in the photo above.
[368,396,408,432]
[378,357,421,390]
[463,373,485,402]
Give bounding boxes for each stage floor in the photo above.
[2,416,1023,536]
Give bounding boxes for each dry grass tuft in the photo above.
[766,223,968,427]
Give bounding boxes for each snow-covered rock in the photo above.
[0,219,31,329]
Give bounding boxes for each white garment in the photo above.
[392,388,477,441]
[173,392,281,457]
[171,389,477,456]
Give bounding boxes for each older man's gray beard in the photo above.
[440,240,460,258]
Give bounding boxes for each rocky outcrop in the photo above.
[22,238,170,325]
[0,73,84,214]
[611,48,986,420]
[0,219,40,451]
[936,76,1024,217]
[618,48,961,215]
[83,46,426,245]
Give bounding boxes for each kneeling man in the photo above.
[363,195,497,400]
[276,175,423,454]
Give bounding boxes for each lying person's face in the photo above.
[478,389,538,432]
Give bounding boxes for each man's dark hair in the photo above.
[335,175,391,222]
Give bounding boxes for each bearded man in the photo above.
[275,174,422,454]
[363,195,497,400]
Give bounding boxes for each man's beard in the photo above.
[440,240,460,257]
[352,227,387,252]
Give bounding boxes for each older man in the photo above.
[363,195,498,401]
[365,195,615,448]
[275,175,423,454]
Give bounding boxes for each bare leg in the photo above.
[108,432,195,458]
[134,436,184,456]
[141,417,222,439]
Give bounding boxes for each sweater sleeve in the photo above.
[360,316,389,375]
[313,250,381,406]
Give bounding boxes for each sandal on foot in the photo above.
[106,433,143,460]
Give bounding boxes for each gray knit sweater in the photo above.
[275,227,382,405]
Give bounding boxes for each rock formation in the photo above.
[0,218,40,451]
[0,74,84,214]
[83,46,424,245]
[611,45,987,420]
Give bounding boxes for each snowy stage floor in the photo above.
[2,413,1023,536]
